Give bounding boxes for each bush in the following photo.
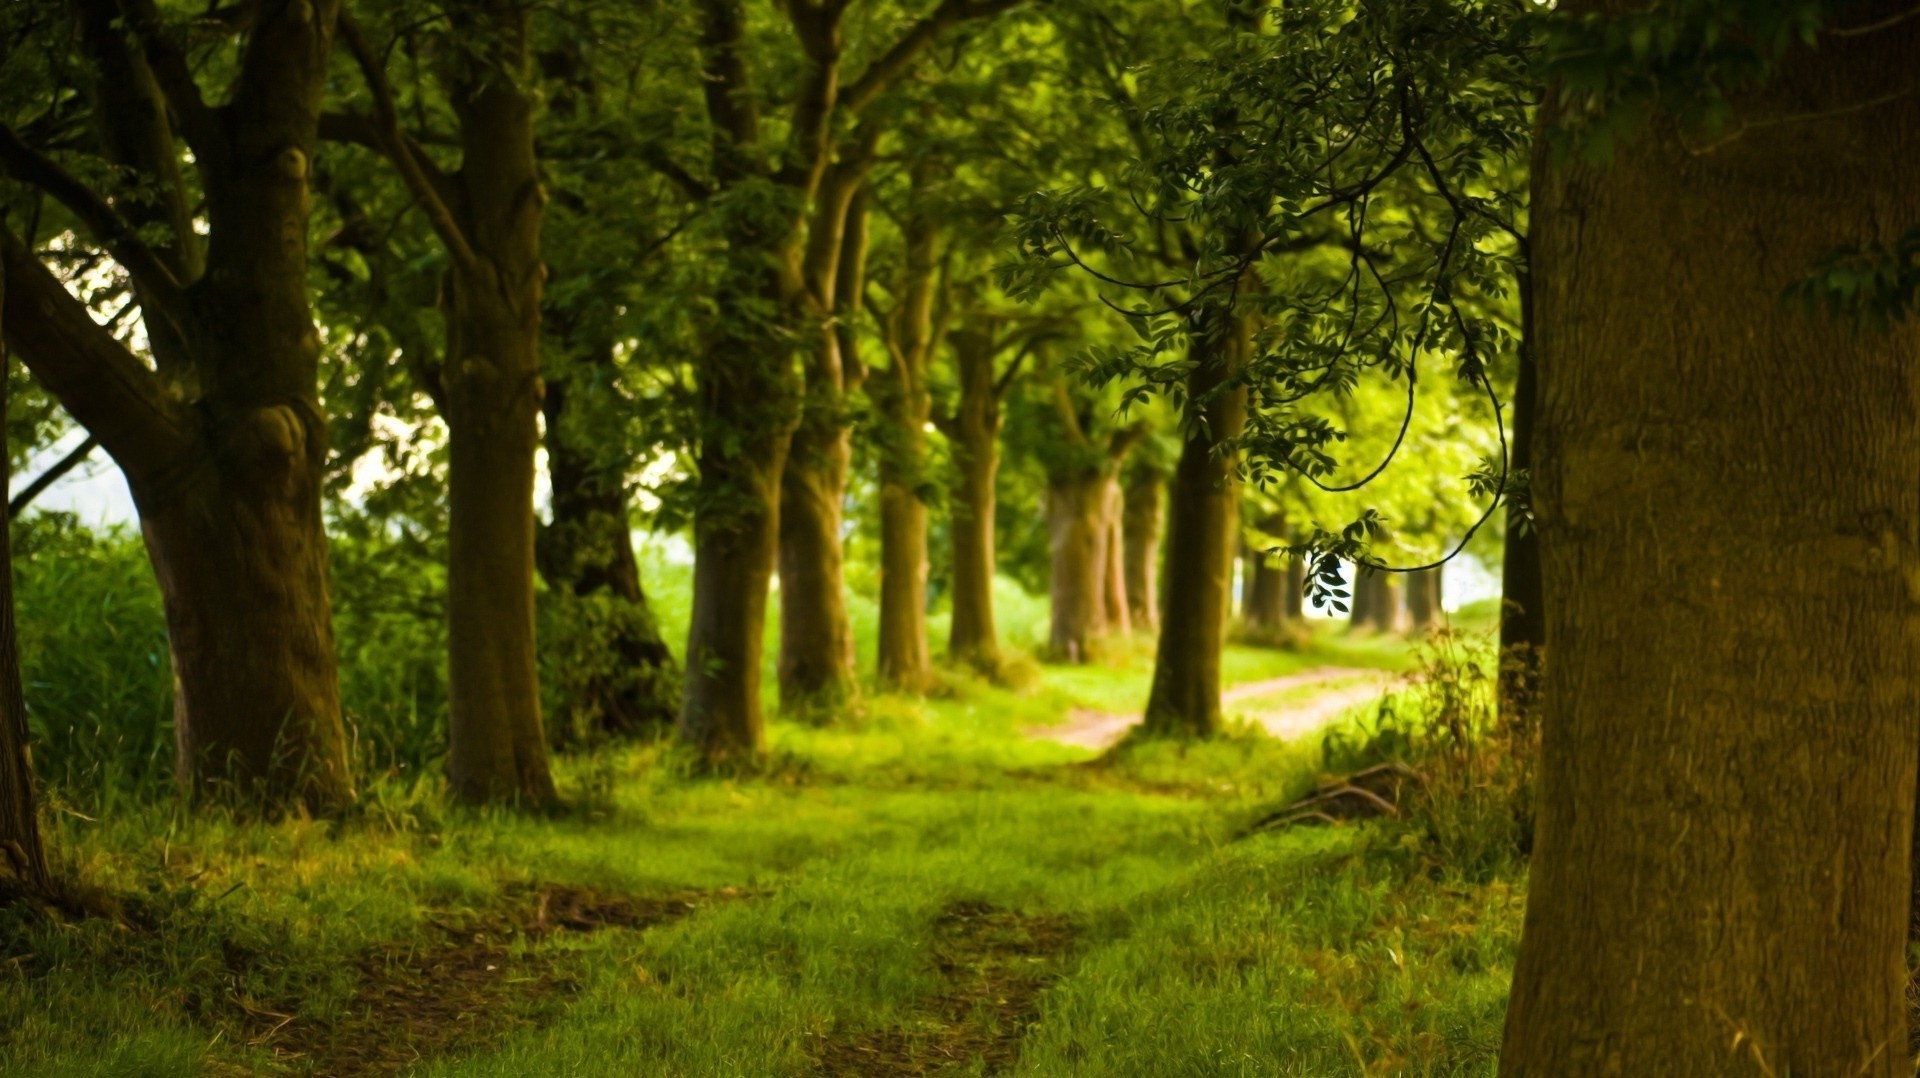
[1324,627,1538,878]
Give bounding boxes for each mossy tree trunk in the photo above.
[1499,15,1920,1072]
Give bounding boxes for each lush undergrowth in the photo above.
[4,520,1519,1076]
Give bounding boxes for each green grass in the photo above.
[1,625,1519,1077]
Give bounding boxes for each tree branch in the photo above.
[8,436,99,520]
[0,124,190,325]
[840,0,1025,114]
[0,230,192,479]
[335,9,480,272]
[698,0,763,183]
[115,0,222,159]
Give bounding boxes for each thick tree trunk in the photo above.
[1498,265,1544,719]
[778,416,856,710]
[1241,548,1287,633]
[946,327,1002,672]
[1100,476,1131,637]
[776,156,873,713]
[540,351,678,738]
[679,381,792,763]
[1123,465,1165,634]
[1047,473,1110,663]
[1404,568,1440,632]
[1347,566,1378,632]
[1499,19,1920,1074]
[1284,556,1305,621]
[1363,572,1401,634]
[0,261,48,894]
[1141,314,1247,738]
[127,1,353,810]
[874,199,937,693]
[438,7,555,806]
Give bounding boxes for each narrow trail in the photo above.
[1029,665,1398,752]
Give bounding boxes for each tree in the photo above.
[0,0,354,810]
[330,1,556,805]
[0,257,48,895]
[870,171,941,693]
[1122,458,1167,634]
[671,0,1023,761]
[1500,5,1920,1070]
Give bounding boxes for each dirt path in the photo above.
[1029,665,1397,752]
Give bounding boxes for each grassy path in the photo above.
[1,634,1519,1077]
[1029,666,1399,751]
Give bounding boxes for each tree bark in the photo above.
[1498,264,1544,719]
[776,144,875,713]
[10,0,359,810]
[1122,464,1165,634]
[873,189,937,693]
[1047,472,1110,663]
[1284,556,1305,621]
[945,324,1003,673]
[1499,16,1920,1073]
[434,1,555,806]
[1140,311,1247,738]
[0,258,49,895]
[1241,546,1288,633]
[1404,568,1440,632]
[540,344,678,738]
[1100,475,1131,637]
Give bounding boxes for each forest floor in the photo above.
[0,627,1521,1077]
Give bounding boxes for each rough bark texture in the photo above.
[1140,313,1247,738]
[1499,16,1920,1074]
[0,0,356,809]
[1122,464,1165,634]
[1404,568,1441,632]
[873,192,937,693]
[944,324,1003,673]
[540,345,678,738]
[0,261,48,894]
[437,2,555,805]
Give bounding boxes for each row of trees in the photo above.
[6,0,1916,1073]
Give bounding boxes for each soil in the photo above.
[1029,666,1397,751]
[811,900,1078,1076]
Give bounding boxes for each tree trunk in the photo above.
[1100,476,1131,637]
[1284,556,1305,621]
[1498,264,1544,720]
[1047,473,1110,663]
[540,347,678,738]
[946,326,1002,672]
[0,259,48,895]
[438,5,555,806]
[874,195,937,693]
[776,154,873,713]
[1404,568,1440,632]
[679,375,792,763]
[1123,465,1165,634]
[1347,566,1378,632]
[1141,312,1247,738]
[1241,548,1287,633]
[778,415,856,710]
[1499,19,1920,1073]
[1363,572,1401,634]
